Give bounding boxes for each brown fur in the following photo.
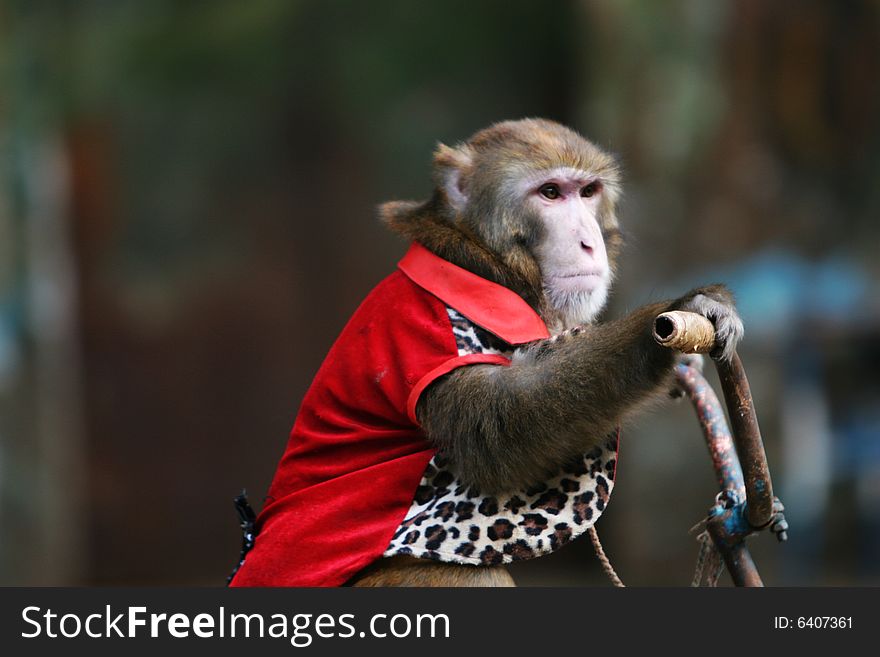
[362,119,741,586]
[348,555,515,587]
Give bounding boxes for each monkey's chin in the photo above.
[545,282,609,329]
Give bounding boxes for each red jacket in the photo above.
[229,243,617,587]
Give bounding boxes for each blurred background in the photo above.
[1,0,878,586]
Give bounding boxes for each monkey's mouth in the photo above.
[548,270,607,293]
[554,271,603,279]
[551,269,606,283]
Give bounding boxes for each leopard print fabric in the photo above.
[383,308,618,566]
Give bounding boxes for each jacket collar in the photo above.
[398,242,550,345]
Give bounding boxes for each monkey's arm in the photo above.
[417,285,742,493]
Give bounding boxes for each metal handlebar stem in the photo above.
[656,311,787,587]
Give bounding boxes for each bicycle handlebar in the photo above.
[653,311,774,529]
[653,311,716,354]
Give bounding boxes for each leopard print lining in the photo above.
[383,307,618,566]
[447,308,511,356]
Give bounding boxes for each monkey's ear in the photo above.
[433,142,473,212]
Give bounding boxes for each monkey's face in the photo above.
[385,119,622,328]
[451,120,621,327]
[523,167,612,327]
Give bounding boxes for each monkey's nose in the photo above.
[581,241,594,254]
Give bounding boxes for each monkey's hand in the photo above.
[669,284,744,362]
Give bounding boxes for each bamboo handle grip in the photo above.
[653,311,716,353]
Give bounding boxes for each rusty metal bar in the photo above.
[673,363,745,498]
[715,354,775,529]
[707,517,764,587]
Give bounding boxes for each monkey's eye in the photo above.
[538,183,561,200]
[581,182,600,198]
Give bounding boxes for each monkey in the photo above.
[227,118,743,588]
